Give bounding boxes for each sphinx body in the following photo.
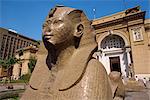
[109,71,125,100]
[21,6,113,100]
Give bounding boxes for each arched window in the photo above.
[101,35,125,49]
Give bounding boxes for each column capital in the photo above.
[124,45,131,52]
[126,48,131,52]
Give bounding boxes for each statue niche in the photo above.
[21,6,113,100]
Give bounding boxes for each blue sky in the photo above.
[0,0,150,40]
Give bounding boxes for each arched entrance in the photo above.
[97,34,131,77]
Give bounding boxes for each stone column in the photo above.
[96,49,103,62]
[125,47,135,78]
[126,47,131,65]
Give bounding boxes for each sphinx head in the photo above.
[42,6,93,49]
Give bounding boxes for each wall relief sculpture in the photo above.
[131,27,143,42]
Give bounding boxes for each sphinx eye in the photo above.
[42,22,49,28]
[53,20,63,25]
[46,20,52,25]
[42,24,47,29]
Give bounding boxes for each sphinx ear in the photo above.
[74,24,84,38]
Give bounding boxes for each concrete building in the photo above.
[0,27,38,60]
[92,6,150,80]
[0,28,39,77]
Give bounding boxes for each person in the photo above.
[146,78,150,89]
[143,77,147,87]
[135,76,139,81]
[21,6,112,100]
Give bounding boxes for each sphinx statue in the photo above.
[109,71,125,100]
[21,6,112,100]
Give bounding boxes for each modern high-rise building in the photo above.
[0,27,39,60]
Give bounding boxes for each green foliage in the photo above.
[36,40,41,44]
[0,59,7,69]
[9,79,26,83]
[0,89,24,100]
[0,57,18,69]
[28,56,37,73]
[0,79,29,84]
[9,96,19,100]
[19,74,31,83]
[0,57,20,81]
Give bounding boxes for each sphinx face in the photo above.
[42,13,74,45]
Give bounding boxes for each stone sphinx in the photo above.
[21,6,112,100]
[109,71,125,100]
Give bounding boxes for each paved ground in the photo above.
[125,89,150,100]
[0,83,150,100]
[0,83,26,92]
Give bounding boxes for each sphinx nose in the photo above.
[43,27,51,35]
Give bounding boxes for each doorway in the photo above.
[109,56,121,72]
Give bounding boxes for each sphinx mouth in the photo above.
[43,35,53,41]
[43,32,54,39]
[44,35,53,38]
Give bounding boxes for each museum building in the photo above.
[92,6,150,79]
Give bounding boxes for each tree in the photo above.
[28,56,37,73]
[0,57,18,81]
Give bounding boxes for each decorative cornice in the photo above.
[92,11,145,30]
[16,46,38,53]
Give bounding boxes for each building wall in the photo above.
[21,51,30,76]
[12,46,38,80]
[12,63,20,80]
[92,7,150,79]
[128,24,150,75]
[0,67,7,77]
[145,19,150,75]
[0,28,38,60]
